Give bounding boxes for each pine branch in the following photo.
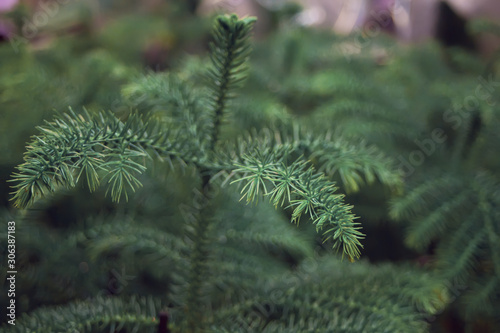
[389,175,462,221]
[208,127,403,261]
[9,109,196,208]
[122,72,210,153]
[231,150,363,261]
[79,221,189,268]
[305,135,403,193]
[405,190,470,250]
[436,207,481,282]
[442,229,484,283]
[211,128,402,194]
[205,191,313,307]
[6,296,165,333]
[312,98,417,138]
[211,257,447,332]
[213,190,314,259]
[462,277,499,320]
[392,170,500,321]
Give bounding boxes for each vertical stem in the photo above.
[185,171,213,333]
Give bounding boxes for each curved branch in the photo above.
[10,109,195,208]
[231,150,363,261]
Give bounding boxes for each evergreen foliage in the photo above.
[1,3,499,332]
[4,12,401,332]
[390,127,500,324]
[9,14,389,262]
[6,296,164,333]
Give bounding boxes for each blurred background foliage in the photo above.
[1,0,500,332]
